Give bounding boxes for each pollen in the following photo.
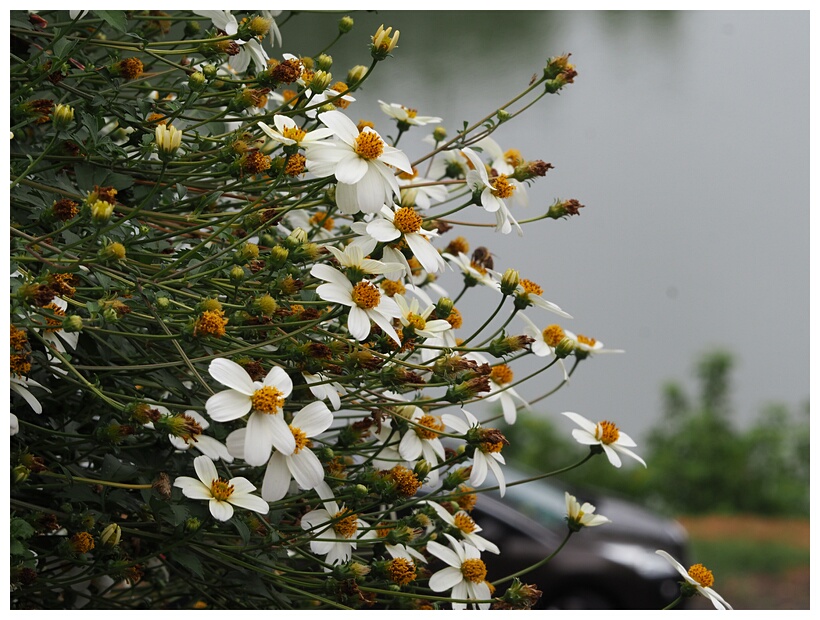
[52,199,79,221]
[490,364,514,385]
[284,153,306,176]
[357,120,375,132]
[446,307,463,329]
[351,281,381,309]
[388,557,417,585]
[282,125,307,143]
[43,302,66,332]
[577,334,597,347]
[289,425,312,454]
[453,512,477,534]
[456,486,477,512]
[10,353,31,377]
[393,207,423,234]
[195,310,228,338]
[404,107,418,119]
[504,148,524,168]
[252,386,285,414]
[415,414,444,440]
[117,57,144,80]
[596,420,620,445]
[406,313,427,331]
[491,174,515,199]
[70,532,95,554]
[469,261,488,276]
[333,508,359,539]
[445,236,470,256]
[330,82,351,109]
[210,477,235,501]
[48,273,77,298]
[398,167,419,181]
[519,279,543,296]
[390,465,421,496]
[460,558,488,584]
[380,279,406,297]
[354,130,384,160]
[543,324,566,347]
[687,563,715,588]
[241,151,272,175]
[481,439,504,454]
[10,325,28,351]
[309,210,335,230]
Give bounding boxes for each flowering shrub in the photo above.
[9,10,729,610]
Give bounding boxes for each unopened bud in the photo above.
[52,103,75,130]
[101,241,126,261]
[309,70,333,93]
[432,126,447,142]
[434,297,454,319]
[90,199,115,224]
[346,64,367,85]
[229,265,245,282]
[554,337,575,359]
[12,465,30,484]
[62,315,83,333]
[338,15,354,33]
[269,245,289,268]
[500,268,520,295]
[497,108,511,122]
[100,523,122,547]
[284,227,308,249]
[188,71,206,91]
[547,198,584,219]
[488,334,535,357]
[202,64,217,80]
[316,54,333,71]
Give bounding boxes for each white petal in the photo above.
[206,389,251,422]
[209,499,234,521]
[209,358,254,394]
[226,428,246,459]
[399,431,423,461]
[602,444,623,468]
[263,366,293,398]
[428,566,464,592]
[405,233,445,274]
[173,476,212,500]
[561,411,599,434]
[292,401,333,436]
[318,110,359,146]
[193,455,218,486]
[317,282,355,307]
[288,450,325,490]
[334,152,369,185]
[262,453,292,501]
[269,413,297,455]
[243,412,276,466]
[347,306,371,341]
[366,219,401,242]
[228,492,269,515]
[426,541,462,569]
[355,167,391,214]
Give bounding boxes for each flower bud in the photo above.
[371,24,400,60]
[254,294,278,316]
[269,245,289,268]
[62,315,83,333]
[155,124,183,158]
[500,268,520,295]
[12,465,30,484]
[547,198,584,219]
[90,199,115,224]
[554,337,576,359]
[308,69,333,93]
[184,517,202,532]
[497,108,512,122]
[346,64,368,85]
[100,523,122,547]
[316,53,333,71]
[52,103,75,130]
[284,227,308,249]
[488,334,535,357]
[156,296,170,311]
[202,64,217,80]
[413,459,431,481]
[434,297,454,319]
[188,71,206,91]
[353,484,369,498]
[100,241,126,261]
[338,15,354,33]
[229,265,245,282]
[432,125,447,142]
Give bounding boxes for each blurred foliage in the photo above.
[505,350,809,516]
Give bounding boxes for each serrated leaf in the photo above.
[95,10,128,33]
[11,517,35,540]
[53,39,74,60]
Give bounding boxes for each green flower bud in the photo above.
[432,125,447,142]
[184,517,202,532]
[188,71,207,91]
[202,64,217,80]
[316,53,333,71]
[101,523,122,547]
[434,297,454,319]
[500,268,520,295]
[52,103,75,130]
[346,64,367,85]
[156,296,170,311]
[62,315,83,333]
[338,15,354,33]
[229,265,245,282]
[554,337,575,359]
[497,108,512,122]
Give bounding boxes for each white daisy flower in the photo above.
[204,358,296,466]
[565,492,611,530]
[518,313,568,380]
[11,375,50,415]
[228,37,269,74]
[173,455,269,522]
[462,147,523,235]
[472,136,523,176]
[425,501,500,554]
[300,493,376,567]
[322,239,404,278]
[441,409,506,496]
[260,10,283,47]
[442,251,499,290]
[385,542,427,564]
[366,204,445,274]
[427,533,492,610]
[257,115,334,148]
[509,277,572,318]
[193,10,238,35]
[311,264,401,344]
[155,407,233,463]
[398,407,446,485]
[393,293,452,340]
[227,401,332,502]
[465,352,529,425]
[378,100,442,127]
[426,146,471,180]
[305,110,412,214]
[656,550,733,610]
[397,167,448,210]
[40,297,79,354]
[302,371,345,411]
[560,411,646,468]
[564,329,624,356]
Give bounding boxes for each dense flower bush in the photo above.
[9,10,729,610]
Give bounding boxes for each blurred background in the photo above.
[287,10,809,609]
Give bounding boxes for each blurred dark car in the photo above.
[472,468,690,609]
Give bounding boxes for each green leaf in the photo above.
[11,517,35,540]
[100,454,138,482]
[232,518,250,546]
[170,548,204,579]
[53,38,74,60]
[95,11,128,33]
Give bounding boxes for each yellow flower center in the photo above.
[282,126,306,143]
[308,211,335,230]
[577,334,597,347]
[454,512,477,534]
[284,153,307,176]
[251,386,285,414]
[415,414,444,440]
[469,261,488,275]
[195,309,228,338]
[446,307,463,329]
[10,353,31,377]
[688,563,715,588]
[596,420,620,444]
[351,281,381,309]
[490,364,513,385]
[282,89,298,107]
[333,509,359,539]
[398,167,419,181]
[211,478,235,501]
[375,522,392,538]
[43,302,65,332]
[380,279,406,297]
[354,130,384,160]
[406,312,427,331]
[542,324,565,347]
[481,439,504,454]
[456,486,477,512]
[520,279,543,296]
[504,148,524,167]
[460,558,487,583]
[404,107,418,119]
[289,425,311,454]
[393,207,423,234]
[388,557,416,585]
[11,325,28,351]
[491,174,515,199]
[390,465,421,496]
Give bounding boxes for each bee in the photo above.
[471,246,494,271]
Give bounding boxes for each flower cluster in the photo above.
[8,9,716,613]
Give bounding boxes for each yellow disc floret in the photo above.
[519,279,543,297]
[490,364,514,385]
[596,420,620,445]
[43,302,66,332]
[393,207,423,234]
[687,563,715,588]
[454,512,477,534]
[351,281,381,309]
[210,478,235,501]
[309,210,335,231]
[333,508,359,539]
[461,558,487,584]
[252,386,285,414]
[415,414,444,440]
[380,279,406,297]
[195,310,228,338]
[354,130,384,160]
[406,313,427,331]
[289,425,311,454]
[388,557,416,585]
[282,125,307,143]
[491,174,515,199]
[577,334,598,347]
[543,324,565,347]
